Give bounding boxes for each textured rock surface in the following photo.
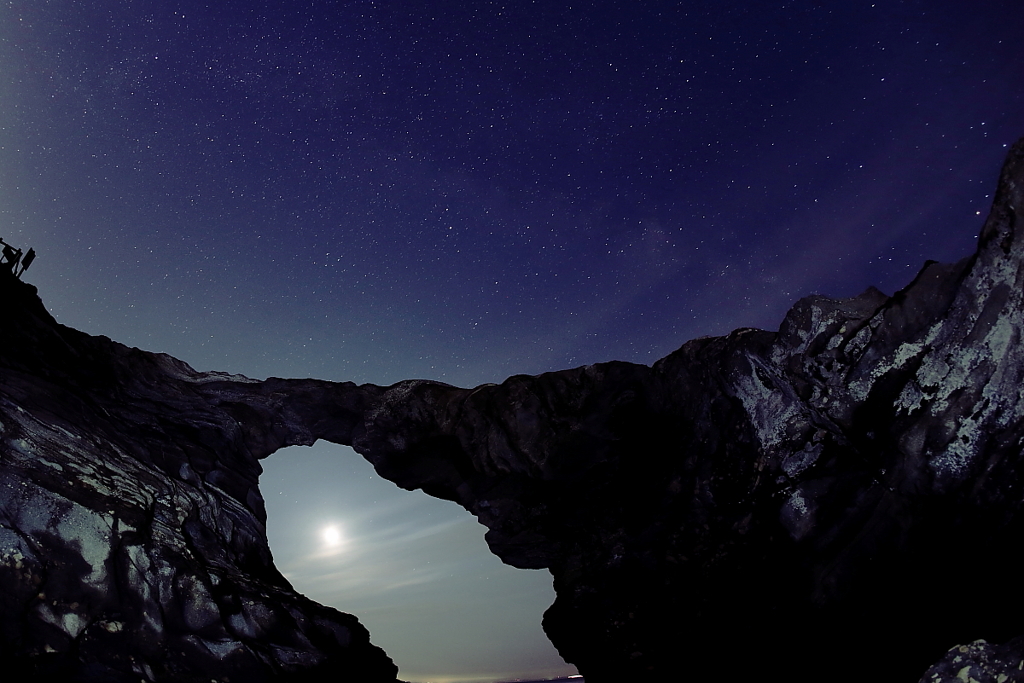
[918,639,1024,683]
[0,281,400,679]
[3,138,1024,681]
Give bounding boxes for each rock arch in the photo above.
[2,138,1024,681]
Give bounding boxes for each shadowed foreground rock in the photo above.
[3,139,1024,681]
[0,303,401,677]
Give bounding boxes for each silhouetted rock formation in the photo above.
[0,281,400,680]
[3,138,1024,681]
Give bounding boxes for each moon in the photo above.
[321,524,344,549]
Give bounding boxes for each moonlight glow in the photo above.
[321,524,344,549]
[6,1,1021,681]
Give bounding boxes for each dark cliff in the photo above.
[0,277,401,680]
[3,138,1024,682]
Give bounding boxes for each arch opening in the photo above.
[261,441,579,683]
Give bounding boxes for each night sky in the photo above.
[2,1,1022,681]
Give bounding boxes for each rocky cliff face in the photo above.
[3,139,1024,682]
[0,283,400,679]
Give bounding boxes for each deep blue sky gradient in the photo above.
[2,1,1022,681]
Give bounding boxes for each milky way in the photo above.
[2,1,1022,681]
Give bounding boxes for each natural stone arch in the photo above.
[2,138,1024,681]
[260,441,569,682]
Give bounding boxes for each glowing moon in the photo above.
[321,525,344,548]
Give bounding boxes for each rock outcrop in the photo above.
[3,138,1024,681]
[0,289,400,679]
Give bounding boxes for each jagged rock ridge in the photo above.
[2,138,1024,681]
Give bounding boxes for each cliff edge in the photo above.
[3,138,1024,681]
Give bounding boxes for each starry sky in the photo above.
[2,1,1022,681]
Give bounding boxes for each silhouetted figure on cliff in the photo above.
[0,239,34,279]
[1,243,20,275]
[18,248,35,278]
